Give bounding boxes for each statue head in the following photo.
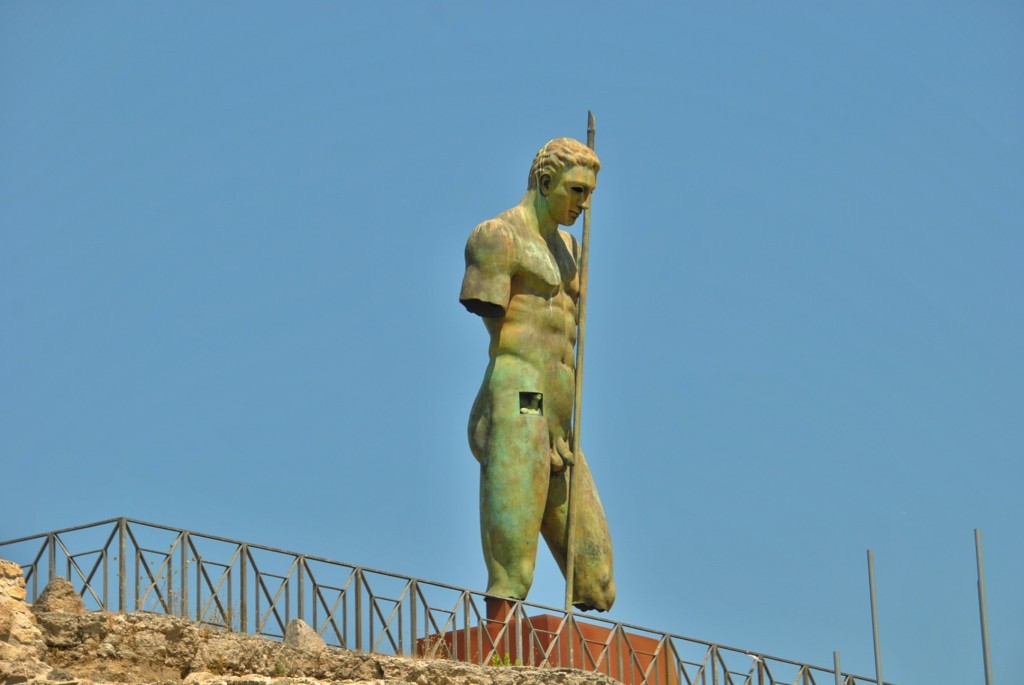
[527,138,601,191]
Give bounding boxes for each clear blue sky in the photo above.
[2,2,1021,683]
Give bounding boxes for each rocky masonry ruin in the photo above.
[1,557,624,685]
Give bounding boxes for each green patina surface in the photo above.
[459,138,614,612]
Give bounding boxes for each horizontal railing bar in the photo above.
[0,518,124,544]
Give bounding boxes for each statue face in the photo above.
[542,166,596,227]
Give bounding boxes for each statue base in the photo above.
[417,602,678,685]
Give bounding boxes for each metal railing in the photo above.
[1,517,891,685]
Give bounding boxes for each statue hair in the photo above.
[527,138,601,190]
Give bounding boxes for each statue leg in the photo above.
[474,384,552,600]
[540,453,615,611]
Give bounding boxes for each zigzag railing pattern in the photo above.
[1,518,889,685]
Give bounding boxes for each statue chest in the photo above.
[516,235,579,300]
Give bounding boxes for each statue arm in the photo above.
[566,230,583,315]
[459,220,516,318]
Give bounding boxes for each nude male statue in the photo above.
[459,138,615,612]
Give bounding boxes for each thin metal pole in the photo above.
[409,579,417,656]
[617,626,624,681]
[181,531,189,618]
[118,518,126,613]
[102,547,108,610]
[833,650,841,685]
[47,533,55,581]
[514,600,523,666]
[194,560,200,620]
[867,549,883,685]
[354,570,363,652]
[975,529,994,685]
[297,555,305,622]
[181,531,190,619]
[134,551,140,612]
[565,109,596,614]
[227,566,233,630]
[134,548,140,610]
[565,613,574,669]
[462,593,471,662]
[240,545,248,632]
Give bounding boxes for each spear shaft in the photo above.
[565,111,596,613]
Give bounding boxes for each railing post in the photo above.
[297,555,305,623]
[409,579,417,657]
[240,545,248,633]
[134,550,140,612]
[354,569,363,652]
[255,566,261,633]
[514,600,522,668]
[195,560,200,622]
[660,634,668,685]
[102,547,109,610]
[226,565,233,630]
[463,593,471,663]
[711,645,718,685]
[118,519,127,613]
[616,626,624,682]
[181,531,190,620]
[566,612,574,668]
[834,651,841,685]
[179,528,187,618]
[47,533,56,582]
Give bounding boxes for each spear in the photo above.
[565,111,596,613]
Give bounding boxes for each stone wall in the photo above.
[0,559,618,685]
[0,559,49,683]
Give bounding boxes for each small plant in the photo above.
[201,601,239,631]
[140,560,183,616]
[489,653,522,667]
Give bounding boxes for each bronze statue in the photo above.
[460,137,614,611]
